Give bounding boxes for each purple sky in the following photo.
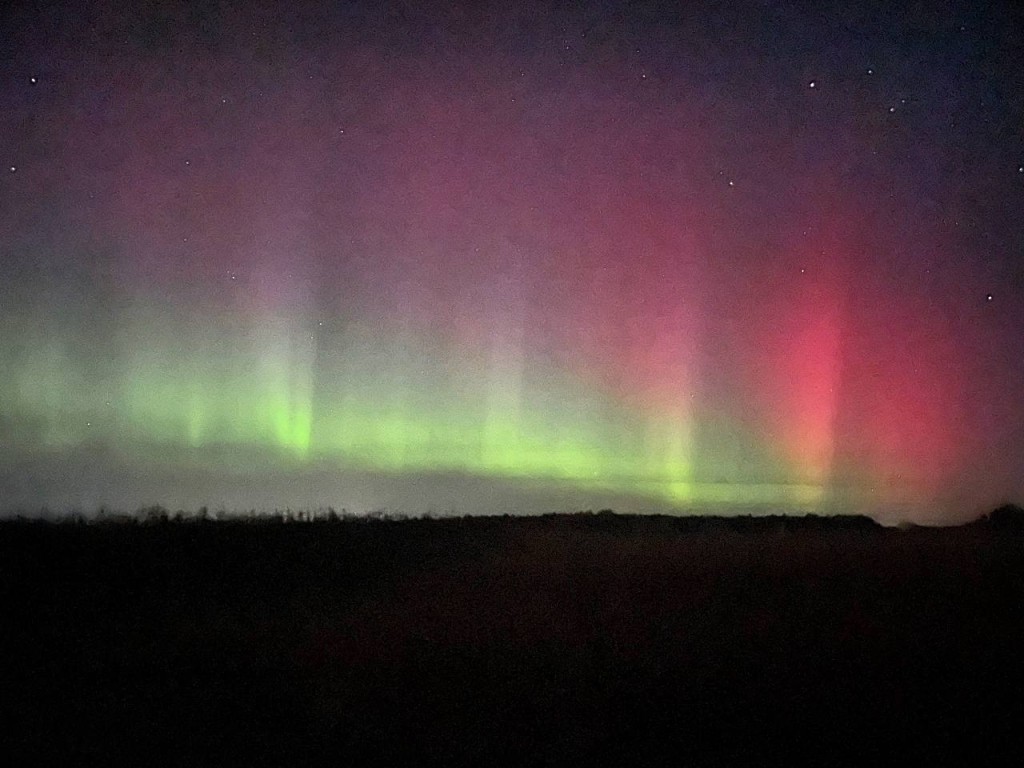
[1,1,1022,522]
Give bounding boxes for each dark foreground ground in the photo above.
[3,512,1024,766]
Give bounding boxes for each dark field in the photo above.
[3,512,1024,766]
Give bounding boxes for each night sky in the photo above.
[1,0,1022,523]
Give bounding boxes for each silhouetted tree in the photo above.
[983,504,1024,529]
[142,505,168,524]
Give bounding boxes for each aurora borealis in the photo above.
[1,0,1022,522]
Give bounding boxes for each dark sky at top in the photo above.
[1,0,1022,522]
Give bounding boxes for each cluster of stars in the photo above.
[806,69,910,115]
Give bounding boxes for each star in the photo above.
[867,68,873,75]
[809,81,816,88]
[986,293,993,301]
[30,76,37,84]
[8,166,15,172]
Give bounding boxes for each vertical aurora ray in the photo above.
[253,312,315,457]
[829,284,969,514]
[482,324,526,473]
[745,239,847,500]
